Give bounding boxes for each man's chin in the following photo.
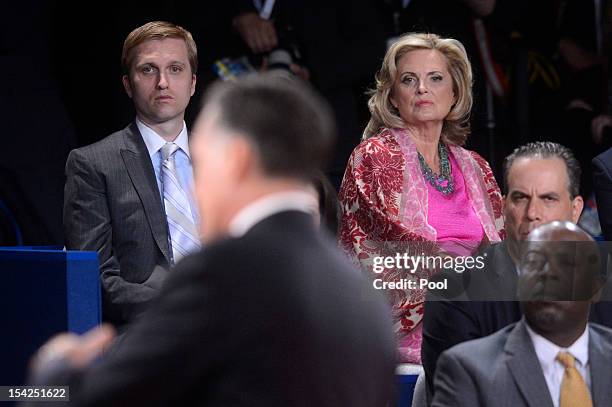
[525,301,564,330]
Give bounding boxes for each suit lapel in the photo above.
[588,326,612,406]
[491,242,518,300]
[505,320,555,407]
[120,123,171,263]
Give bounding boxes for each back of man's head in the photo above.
[201,73,337,181]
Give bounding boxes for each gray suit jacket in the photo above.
[63,123,171,327]
[432,319,612,407]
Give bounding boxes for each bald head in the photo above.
[527,220,593,244]
[519,221,601,302]
[519,221,604,345]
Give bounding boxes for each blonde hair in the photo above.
[364,33,473,145]
[122,21,198,75]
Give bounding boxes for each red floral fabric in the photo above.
[338,127,504,363]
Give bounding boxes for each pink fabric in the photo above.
[338,127,505,364]
[449,144,504,242]
[398,322,424,364]
[426,151,485,256]
[392,130,437,241]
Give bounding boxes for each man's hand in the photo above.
[260,58,310,82]
[31,324,116,373]
[232,12,278,54]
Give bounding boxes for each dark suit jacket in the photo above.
[64,122,171,327]
[422,242,520,403]
[422,241,612,404]
[41,211,397,406]
[593,147,612,242]
[432,319,612,407]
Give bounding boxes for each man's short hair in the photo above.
[203,73,336,181]
[503,141,581,198]
[122,21,198,75]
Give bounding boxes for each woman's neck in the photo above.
[404,121,444,172]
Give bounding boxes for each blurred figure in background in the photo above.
[309,171,340,236]
[0,0,77,246]
[556,0,612,198]
[339,33,504,363]
[593,147,612,242]
[187,0,388,188]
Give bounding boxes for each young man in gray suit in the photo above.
[63,21,200,328]
[432,221,612,407]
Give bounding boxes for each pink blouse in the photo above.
[426,151,485,256]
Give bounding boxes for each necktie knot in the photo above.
[161,142,180,161]
[557,351,576,369]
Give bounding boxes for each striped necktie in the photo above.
[161,142,200,264]
[557,351,592,407]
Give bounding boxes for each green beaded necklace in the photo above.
[417,143,454,195]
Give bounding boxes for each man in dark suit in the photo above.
[422,142,612,402]
[28,74,397,406]
[593,147,612,242]
[63,21,200,328]
[432,221,612,407]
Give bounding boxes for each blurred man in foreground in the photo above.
[27,74,397,406]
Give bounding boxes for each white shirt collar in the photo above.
[228,191,319,238]
[136,117,190,159]
[526,320,590,370]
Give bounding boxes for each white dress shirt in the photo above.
[228,191,318,238]
[136,118,199,224]
[526,322,591,407]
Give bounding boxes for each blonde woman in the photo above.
[339,33,504,363]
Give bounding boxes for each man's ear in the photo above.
[226,136,257,182]
[122,75,133,98]
[571,195,584,223]
[190,74,197,97]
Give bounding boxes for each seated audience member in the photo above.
[423,141,612,402]
[26,74,397,407]
[63,21,200,329]
[339,32,504,364]
[309,171,340,235]
[593,147,612,241]
[432,221,612,407]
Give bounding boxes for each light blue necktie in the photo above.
[161,142,200,264]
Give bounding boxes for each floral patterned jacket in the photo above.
[338,127,504,362]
